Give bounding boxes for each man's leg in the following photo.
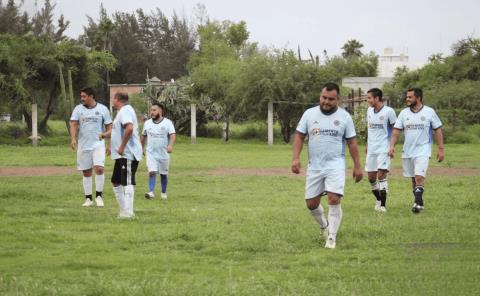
[377,169,389,210]
[111,159,126,217]
[368,171,381,210]
[82,169,94,207]
[305,171,328,239]
[412,175,425,213]
[306,196,328,231]
[122,159,139,217]
[94,165,105,207]
[159,159,169,199]
[326,193,342,248]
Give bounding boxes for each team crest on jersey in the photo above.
[379,116,384,121]
[95,111,100,115]
[421,116,426,121]
[334,120,340,126]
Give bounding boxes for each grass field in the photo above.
[0,138,479,295]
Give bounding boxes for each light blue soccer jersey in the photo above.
[367,105,397,155]
[142,118,176,160]
[111,104,143,161]
[70,103,112,150]
[394,105,442,158]
[296,106,356,171]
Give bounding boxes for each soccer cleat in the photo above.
[377,206,387,213]
[144,192,155,200]
[117,212,135,219]
[320,226,328,241]
[95,196,104,207]
[82,199,94,207]
[374,200,381,211]
[160,192,167,200]
[411,203,424,214]
[325,238,336,249]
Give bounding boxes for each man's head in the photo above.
[367,88,383,108]
[406,87,422,108]
[150,101,165,120]
[319,82,340,112]
[113,92,129,110]
[80,87,96,107]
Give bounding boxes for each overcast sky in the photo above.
[21,0,480,67]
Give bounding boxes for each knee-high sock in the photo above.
[83,176,93,199]
[310,205,328,229]
[378,179,388,207]
[148,174,156,192]
[413,186,424,206]
[112,185,125,212]
[160,174,168,193]
[370,180,381,201]
[328,204,343,241]
[124,185,135,216]
[95,174,105,195]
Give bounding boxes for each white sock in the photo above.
[83,176,93,196]
[112,185,125,213]
[310,205,328,228]
[124,185,135,216]
[328,204,343,241]
[370,180,379,191]
[378,179,388,192]
[95,174,105,195]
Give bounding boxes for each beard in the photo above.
[151,114,160,120]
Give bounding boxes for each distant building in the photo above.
[342,77,392,93]
[108,76,170,109]
[378,47,409,78]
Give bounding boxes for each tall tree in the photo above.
[341,39,364,58]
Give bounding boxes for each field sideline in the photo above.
[0,139,479,295]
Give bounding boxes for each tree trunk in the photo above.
[22,108,32,131]
[223,118,230,143]
[39,80,59,133]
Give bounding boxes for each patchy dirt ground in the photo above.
[0,166,478,177]
[207,167,480,177]
[0,166,76,177]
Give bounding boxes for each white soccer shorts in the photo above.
[146,154,170,175]
[402,156,430,177]
[365,153,391,172]
[77,146,105,171]
[305,170,345,199]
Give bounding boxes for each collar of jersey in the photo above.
[83,102,97,109]
[409,104,424,113]
[320,106,338,116]
[374,104,384,114]
[152,117,164,124]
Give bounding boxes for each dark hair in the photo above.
[322,82,340,95]
[407,87,423,100]
[151,101,165,112]
[114,92,129,102]
[80,87,95,98]
[367,88,383,101]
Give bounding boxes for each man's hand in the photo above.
[437,147,444,162]
[106,147,111,156]
[167,145,173,153]
[389,146,395,159]
[70,139,77,151]
[117,145,125,156]
[291,159,301,174]
[98,133,104,141]
[353,166,363,183]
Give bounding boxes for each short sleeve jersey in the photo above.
[366,105,397,155]
[70,103,112,150]
[296,106,356,172]
[111,104,143,161]
[142,118,176,160]
[394,105,442,158]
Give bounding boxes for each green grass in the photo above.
[0,141,479,295]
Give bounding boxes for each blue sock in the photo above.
[160,174,168,193]
[148,174,156,192]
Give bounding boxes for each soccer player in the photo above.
[365,88,397,212]
[70,87,112,207]
[292,82,363,249]
[141,102,176,200]
[100,92,143,218]
[389,88,444,213]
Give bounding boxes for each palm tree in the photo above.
[341,39,364,58]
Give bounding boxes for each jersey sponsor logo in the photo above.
[310,128,339,137]
[369,123,384,129]
[405,124,426,130]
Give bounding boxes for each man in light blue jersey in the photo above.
[70,87,112,208]
[100,92,143,218]
[141,101,176,200]
[292,82,363,249]
[365,88,397,212]
[390,88,444,213]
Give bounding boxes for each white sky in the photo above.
[21,0,480,67]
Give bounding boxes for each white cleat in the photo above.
[145,192,155,200]
[325,238,336,249]
[160,192,167,200]
[374,200,381,211]
[377,206,387,213]
[82,199,94,207]
[117,212,135,219]
[412,203,424,214]
[95,196,104,207]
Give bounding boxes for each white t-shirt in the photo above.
[142,118,176,160]
[111,104,143,161]
[70,103,112,150]
[366,105,397,155]
[296,106,356,172]
[394,105,442,158]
